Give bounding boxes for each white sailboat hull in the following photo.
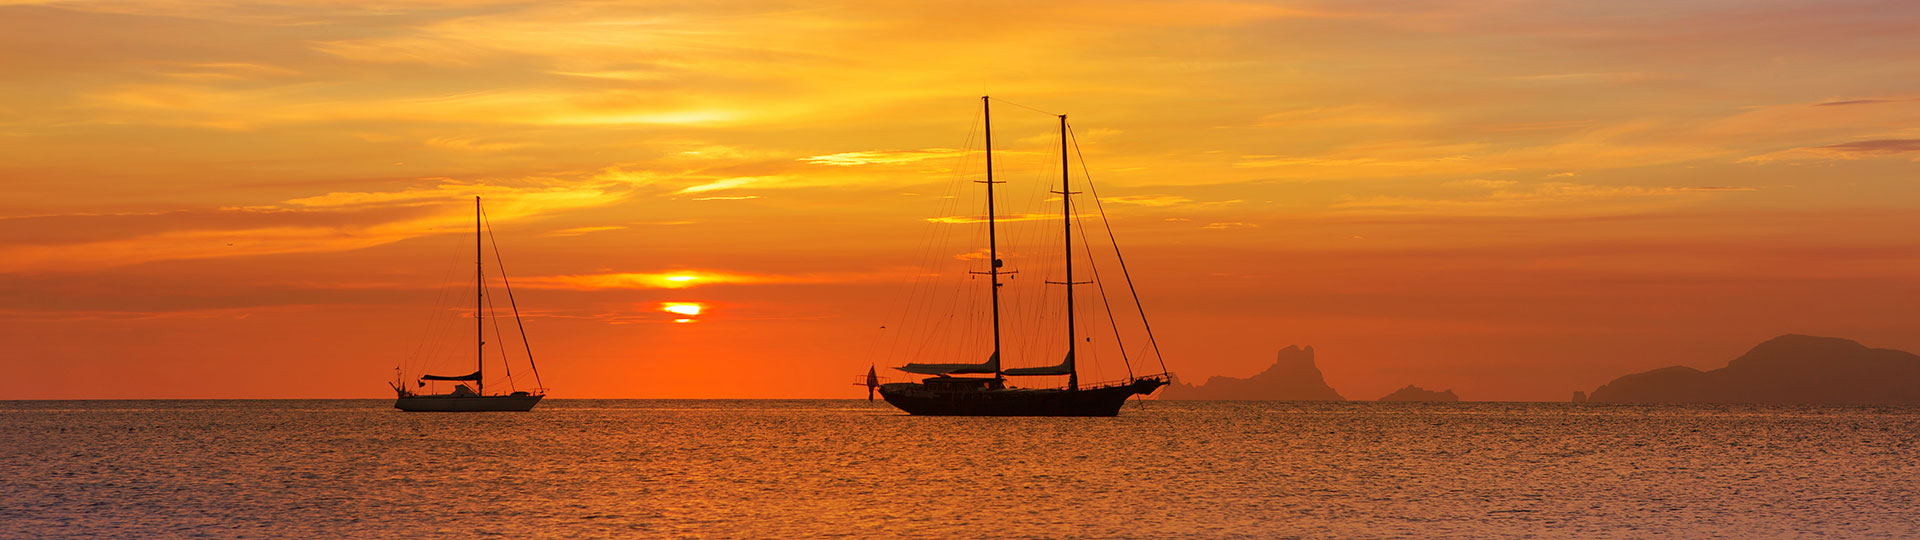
[394,394,543,412]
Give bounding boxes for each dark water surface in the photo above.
[2,400,1915,539]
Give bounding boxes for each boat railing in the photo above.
[853,371,1171,390]
[1022,372,1173,391]
[852,373,910,386]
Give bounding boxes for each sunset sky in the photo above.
[4,0,1918,400]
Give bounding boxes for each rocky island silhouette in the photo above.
[1160,334,1920,404]
[1159,345,1346,400]
[1378,385,1459,402]
[1585,334,1920,404]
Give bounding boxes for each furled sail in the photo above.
[420,370,482,381]
[1004,351,1074,376]
[898,352,1000,375]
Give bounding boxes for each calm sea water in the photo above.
[2,400,1915,539]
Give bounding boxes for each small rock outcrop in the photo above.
[1378,385,1459,402]
[1159,345,1345,400]
[1586,334,1920,404]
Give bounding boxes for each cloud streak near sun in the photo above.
[517,270,842,290]
[0,176,642,272]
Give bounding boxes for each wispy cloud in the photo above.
[1099,195,1193,207]
[674,177,764,195]
[546,225,626,237]
[425,136,529,153]
[1815,98,1919,107]
[0,173,645,273]
[1745,138,1920,162]
[802,148,964,166]
[159,61,302,81]
[517,270,844,290]
[1331,182,1750,215]
[1444,179,1518,189]
[925,213,1056,224]
[1817,139,1920,154]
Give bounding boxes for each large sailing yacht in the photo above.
[875,97,1171,416]
[391,196,547,412]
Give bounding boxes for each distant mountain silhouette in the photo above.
[1160,345,1345,400]
[1378,385,1458,402]
[1587,334,1920,404]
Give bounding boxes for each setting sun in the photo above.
[662,302,703,323]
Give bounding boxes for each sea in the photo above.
[2,400,1915,539]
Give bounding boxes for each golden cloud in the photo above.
[546,225,627,237]
[516,270,835,290]
[0,173,643,272]
[802,148,964,166]
[1328,182,1753,216]
[674,177,764,195]
[1098,195,1193,207]
[925,213,1056,224]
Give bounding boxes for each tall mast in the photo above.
[1059,114,1078,391]
[983,96,1004,378]
[475,195,483,396]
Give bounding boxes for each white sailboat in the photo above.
[391,196,546,412]
[872,97,1172,416]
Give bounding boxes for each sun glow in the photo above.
[518,270,792,289]
[662,302,703,323]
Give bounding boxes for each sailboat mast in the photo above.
[983,96,1004,378]
[1059,114,1078,391]
[475,195,483,396]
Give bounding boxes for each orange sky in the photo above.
[3,0,1919,400]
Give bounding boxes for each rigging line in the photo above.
[998,132,1065,365]
[419,241,475,378]
[883,102,982,367]
[987,96,1059,117]
[910,278,968,369]
[1076,193,1135,379]
[1007,128,1067,368]
[1070,124,1170,376]
[482,205,544,391]
[482,267,516,392]
[906,193,970,368]
[405,232,466,374]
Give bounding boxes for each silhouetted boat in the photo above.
[876,97,1171,416]
[392,196,547,412]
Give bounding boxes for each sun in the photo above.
[662,302,703,323]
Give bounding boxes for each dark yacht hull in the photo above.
[879,377,1167,416]
[394,394,543,412]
